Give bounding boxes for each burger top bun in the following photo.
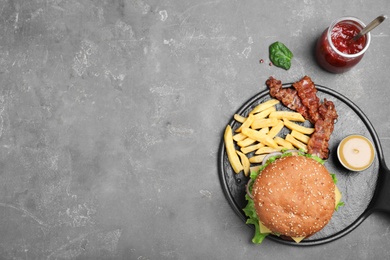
[252,155,335,238]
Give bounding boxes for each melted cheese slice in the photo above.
[259,185,343,243]
[335,185,342,208]
[259,221,272,234]
[292,236,305,243]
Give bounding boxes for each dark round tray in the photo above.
[218,84,390,246]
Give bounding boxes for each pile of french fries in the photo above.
[224,99,315,176]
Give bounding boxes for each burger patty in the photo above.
[252,155,335,238]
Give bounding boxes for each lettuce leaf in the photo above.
[335,201,345,211]
[242,194,268,244]
[243,159,278,244]
[330,173,338,184]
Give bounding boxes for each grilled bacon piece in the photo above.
[266,77,310,119]
[265,76,338,159]
[308,99,338,158]
[292,76,320,124]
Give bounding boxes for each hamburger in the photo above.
[243,150,343,244]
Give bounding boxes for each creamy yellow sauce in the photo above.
[338,135,375,171]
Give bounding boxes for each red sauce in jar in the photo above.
[331,23,365,54]
[315,18,370,73]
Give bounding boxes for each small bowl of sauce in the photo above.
[337,135,375,171]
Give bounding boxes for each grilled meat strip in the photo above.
[266,77,310,119]
[308,99,338,158]
[292,76,320,124]
[265,76,338,159]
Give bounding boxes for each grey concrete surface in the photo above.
[0,0,389,259]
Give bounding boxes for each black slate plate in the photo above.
[218,84,390,246]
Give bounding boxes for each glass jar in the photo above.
[315,16,371,73]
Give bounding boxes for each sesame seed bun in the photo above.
[252,155,335,238]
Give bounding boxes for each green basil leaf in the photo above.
[269,41,293,70]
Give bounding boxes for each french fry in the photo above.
[268,120,284,138]
[249,99,280,115]
[251,117,279,130]
[253,106,276,120]
[233,133,247,142]
[258,127,269,135]
[291,130,310,144]
[234,114,246,123]
[236,150,250,176]
[259,135,279,149]
[224,125,244,173]
[274,136,294,149]
[269,111,305,122]
[236,113,254,133]
[285,134,308,152]
[283,118,315,135]
[241,128,279,148]
[237,137,256,147]
[249,154,267,164]
[241,143,265,154]
[255,146,283,155]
